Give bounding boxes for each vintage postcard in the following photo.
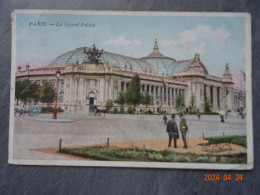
[9,10,253,170]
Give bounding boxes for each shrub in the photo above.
[127,106,136,114]
[206,136,247,148]
[113,108,118,114]
[41,107,64,113]
[202,112,219,115]
[119,107,125,114]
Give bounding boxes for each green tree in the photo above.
[40,82,56,113]
[15,79,26,105]
[203,93,212,113]
[176,93,185,112]
[142,91,153,112]
[15,79,40,105]
[190,94,197,114]
[125,74,142,109]
[114,92,126,109]
[105,100,113,112]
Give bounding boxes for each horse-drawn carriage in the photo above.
[89,105,106,117]
[15,105,42,116]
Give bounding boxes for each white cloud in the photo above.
[104,36,141,47]
[160,40,177,47]
[161,24,231,55]
[189,42,207,55]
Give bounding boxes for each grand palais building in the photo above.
[16,39,246,114]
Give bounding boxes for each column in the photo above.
[169,87,172,107]
[206,85,211,103]
[64,78,67,102]
[99,78,105,105]
[158,86,161,106]
[173,87,175,107]
[117,80,120,97]
[79,77,84,103]
[213,86,218,111]
[196,83,201,108]
[69,78,73,103]
[162,86,165,106]
[105,79,109,102]
[227,86,233,111]
[220,87,224,109]
[166,85,169,106]
[153,85,156,105]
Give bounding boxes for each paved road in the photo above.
[12,113,247,160]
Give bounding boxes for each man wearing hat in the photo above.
[166,114,179,148]
[179,112,188,148]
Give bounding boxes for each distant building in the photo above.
[16,39,246,113]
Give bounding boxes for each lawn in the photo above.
[205,136,247,148]
[59,145,247,164]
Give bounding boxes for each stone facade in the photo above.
[16,40,246,114]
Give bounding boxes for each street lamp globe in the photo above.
[56,68,61,78]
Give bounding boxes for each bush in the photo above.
[232,136,247,148]
[113,108,118,114]
[127,106,136,114]
[119,107,125,114]
[41,107,64,113]
[202,112,219,115]
[206,136,247,148]
[145,110,153,114]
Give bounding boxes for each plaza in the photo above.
[12,113,247,161]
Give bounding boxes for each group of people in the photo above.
[164,113,188,149]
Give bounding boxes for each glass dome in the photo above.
[49,47,157,74]
[141,39,176,75]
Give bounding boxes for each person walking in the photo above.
[166,114,179,148]
[179,112,188,149]
[163,114,168,125]
[197,112,201,121]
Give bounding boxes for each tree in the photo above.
[190,94,197,114]
[105,100,113,112]
[15,79,26,105]
[142,91,153,112]
[40,82,56,113]
[114,92,126,109]
[203,92,212,113]
[176,93,185,112]
[15,79,40,105]
[125,74,142,108]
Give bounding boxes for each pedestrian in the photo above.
[163,114,168,125]
[179,112,188,149]
[166,114,179,148]
[220,115,225,122]
[197,112,201,121]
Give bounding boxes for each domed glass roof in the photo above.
[49,47,157,74]
[141,39,176,75]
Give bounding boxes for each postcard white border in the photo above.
[9,9,253,170]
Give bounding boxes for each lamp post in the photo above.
[53,68,61,119]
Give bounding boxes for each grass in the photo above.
[205,136,247,148]
[59,146,247,164]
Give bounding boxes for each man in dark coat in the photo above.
[166,114,179,148]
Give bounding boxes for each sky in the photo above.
[15,12,248,89]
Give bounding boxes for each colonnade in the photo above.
[120,81,185,108]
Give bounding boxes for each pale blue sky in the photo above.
[16,13,246,79]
